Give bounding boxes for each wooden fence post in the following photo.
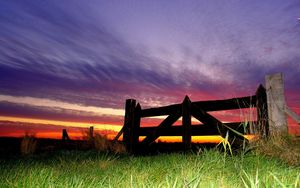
[132,103,141,153]
[182,96,192,151]
[256,84,269,138]
[62,129,70,141]
[89,126,94,140]
[122,99,137,153]
[265,73,288,135]
[61,129,70,148]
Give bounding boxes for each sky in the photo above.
[0,0,300,139]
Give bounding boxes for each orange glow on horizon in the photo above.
[141,135,255,143]
[0,116,123,132]
[2,130,255,144]
[0,116,261,143]
[156,136,223,143]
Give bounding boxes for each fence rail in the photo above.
[140,96,257,117]
[139,122,252,136]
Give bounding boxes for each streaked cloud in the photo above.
[0,94,125,116]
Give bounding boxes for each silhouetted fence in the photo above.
[115,84,269,154]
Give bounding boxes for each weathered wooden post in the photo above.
[256,84,269,138]
[132,103,141,153]
[182,96,192,151]
[62,129,70,141]
[122,99,138,154]
[62,129,70,148]
[89,126,94,140]
[265,73,288,135]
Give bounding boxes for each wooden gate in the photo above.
[114,85,269,153]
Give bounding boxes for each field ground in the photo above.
[0,149,299,188]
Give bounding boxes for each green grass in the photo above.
[0,149,299,188]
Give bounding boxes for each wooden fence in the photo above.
[114,85,269,153]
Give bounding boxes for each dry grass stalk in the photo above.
[21,133,37,155]
[253,133,300,166]
[93,133,126,154]
[110,141,126,154]
[94,133,109,151]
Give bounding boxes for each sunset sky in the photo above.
[0,1,300,140]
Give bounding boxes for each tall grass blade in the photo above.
[270,172,285,187]
[294,173,300,188]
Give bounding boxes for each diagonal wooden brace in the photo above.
[192,104,246,142]
[141,112,181,145]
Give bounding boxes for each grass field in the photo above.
[0,149,299,188]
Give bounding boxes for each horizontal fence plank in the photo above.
[141,104,181,117]
[193,95,256,111]
[140,95,256,117]
[139,122,252,136]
